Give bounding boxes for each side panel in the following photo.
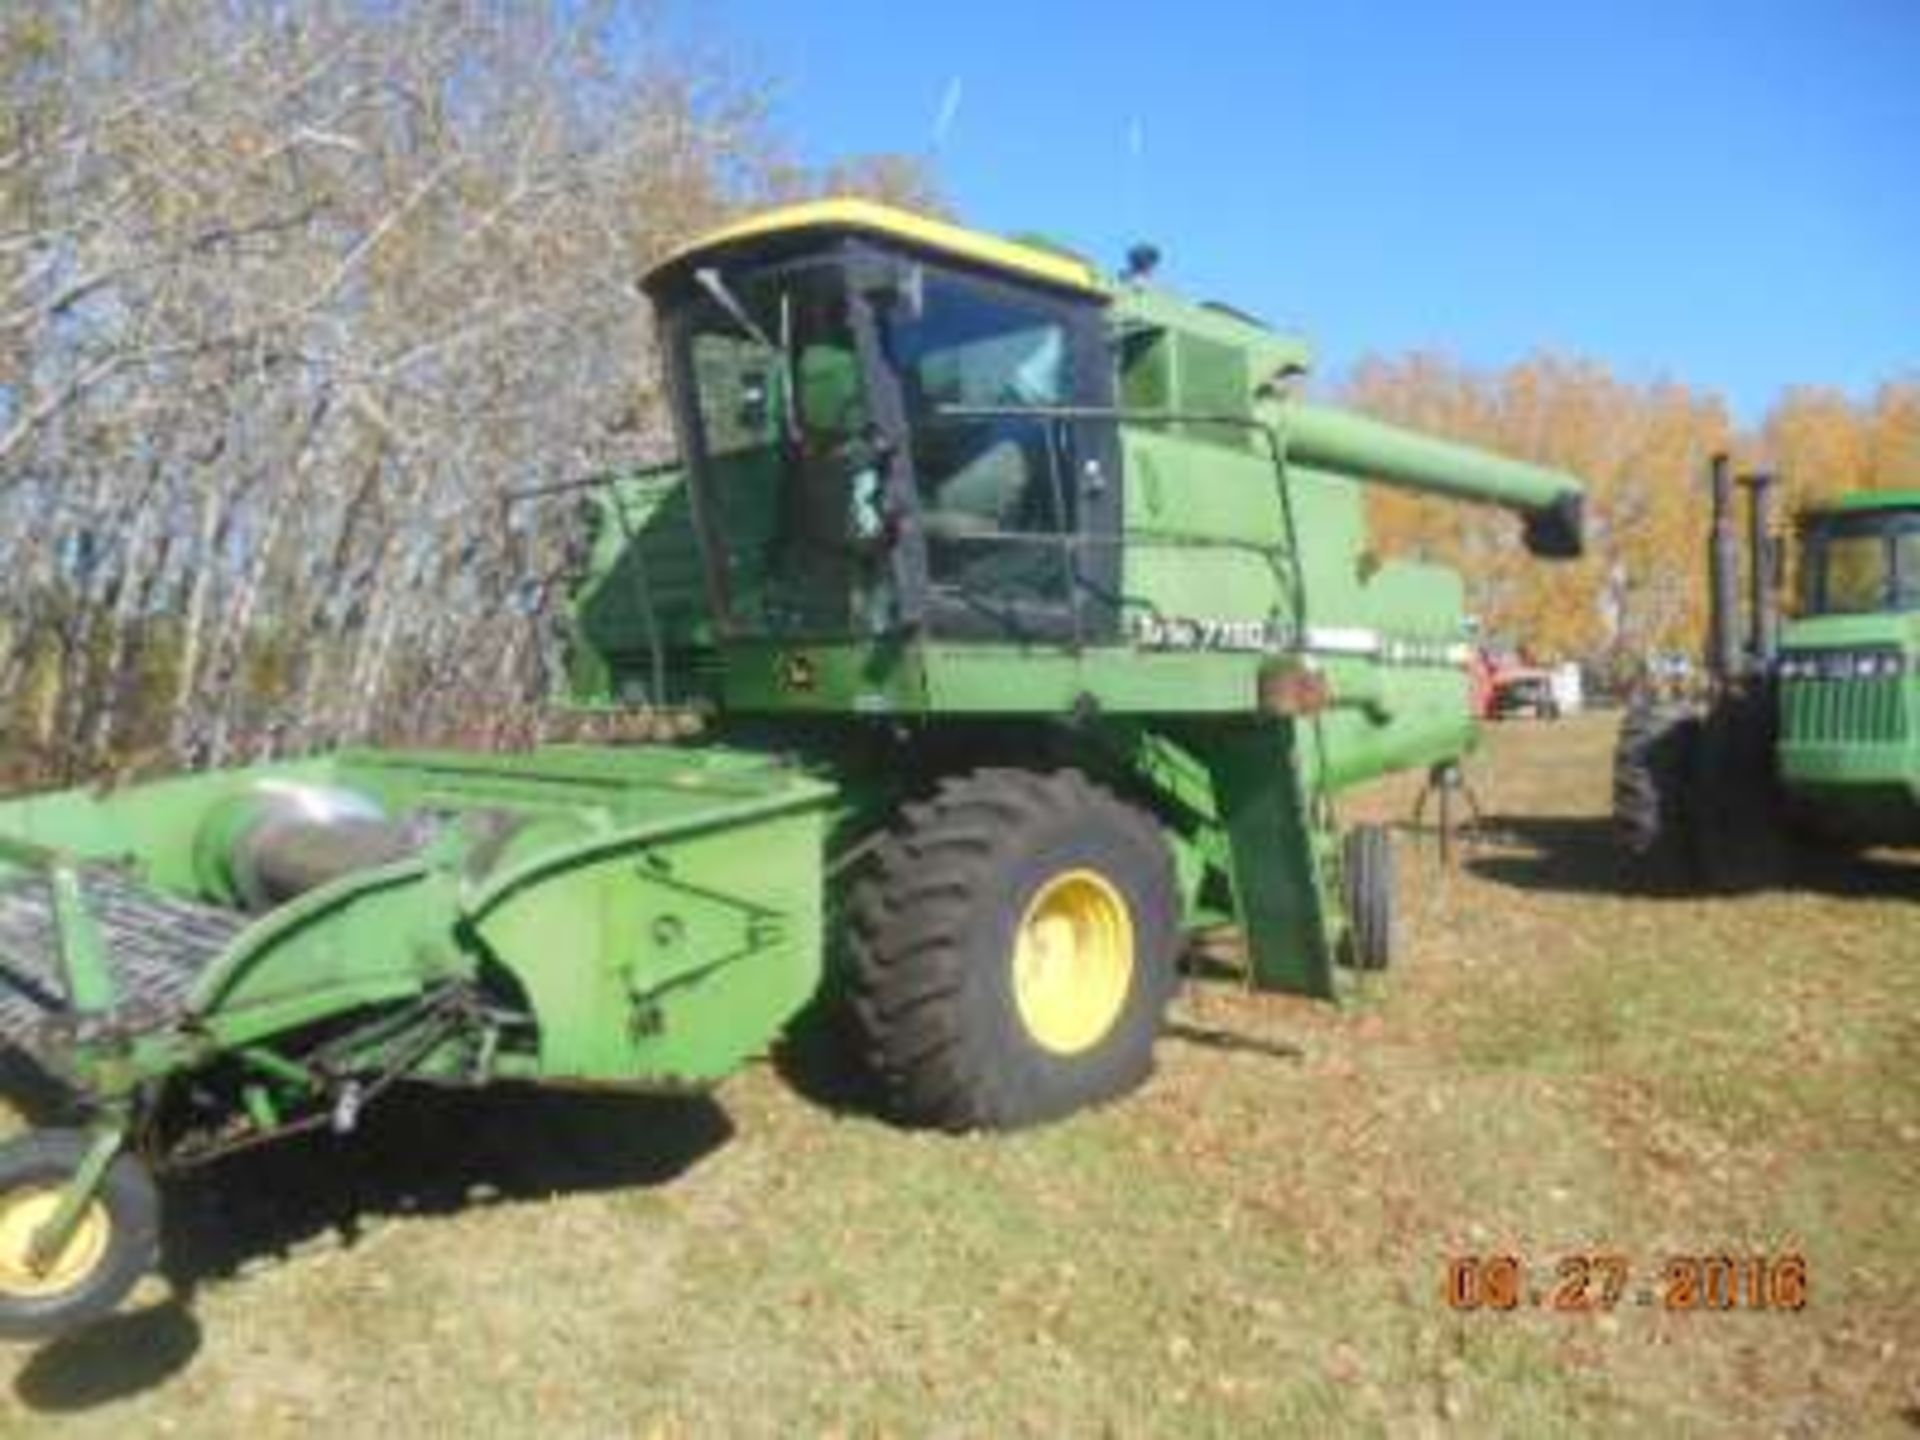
[1282,464,1478,788]
[188,866,465,1033]
[471,806,826,1085]
[1314,558,1477,790]
[1119,428,1289,637]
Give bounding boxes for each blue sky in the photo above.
[702,0,1917,422]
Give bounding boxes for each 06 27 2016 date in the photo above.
[1443,1254,1809,1313]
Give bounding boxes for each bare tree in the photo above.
[0,0,940,786]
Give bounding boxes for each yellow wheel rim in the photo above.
[0,1186,112,1299]
[1011,868,1135,1055]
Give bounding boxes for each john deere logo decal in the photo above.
[779,653,817,693]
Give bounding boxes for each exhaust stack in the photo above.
[1707,452,1742,685]
[1740,471,1780,671]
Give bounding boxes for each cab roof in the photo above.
[644,198,1109,299]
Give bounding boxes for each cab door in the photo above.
[877,263,1120,646]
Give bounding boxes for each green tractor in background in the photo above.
[1615,453,1920,886]
[0,200,1585,1337]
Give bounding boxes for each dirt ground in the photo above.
[2,713,1916,1437]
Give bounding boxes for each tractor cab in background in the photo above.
[1796,496,1920,620]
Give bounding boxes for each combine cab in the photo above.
[1614,455,1920,887]
[0,200,1587,1337]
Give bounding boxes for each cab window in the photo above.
[884,276,1079,611]
[1803,509,1920,615]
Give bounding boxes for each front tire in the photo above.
[1688,691,1793,892]
[848,769,1179,1131]
[0,1130,159,1341]
[1612,698,1700,885]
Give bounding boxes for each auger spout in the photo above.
[1285,403,1586,557]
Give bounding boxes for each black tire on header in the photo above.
[0,1129,160,1341]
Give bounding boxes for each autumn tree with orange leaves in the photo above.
[1343,354,1919,679]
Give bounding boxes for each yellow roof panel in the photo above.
[645,198,1107,297]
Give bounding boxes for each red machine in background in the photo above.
[1472,647,1568,720]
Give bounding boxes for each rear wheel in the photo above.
[0,1130,159,1340]
[1339,824,1395,972]
[848,769,1179,1131]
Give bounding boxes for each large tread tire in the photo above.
[847,768,1179,1131]
[1612,698,1701,885]
[0,1130,159,1340]
[1339,824,1395,972]
[1688,691,1793,892]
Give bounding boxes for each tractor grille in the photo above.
[0,869,246,1060]
[1779,676,1909,745]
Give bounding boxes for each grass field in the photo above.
[3,714,1916,1437]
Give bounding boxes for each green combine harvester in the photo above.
[0,200,1585,1337]
[1616,455,1920,885]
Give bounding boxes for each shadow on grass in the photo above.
[1165,968,1310,1063]
[1160,1019,1306,1063]
[159,1084,732,1287]
[13,1303,201,1412]
[1464,814,1920,902]
[771,998,884,1117]
[11,1083,731,1414]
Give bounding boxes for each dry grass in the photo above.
[3,714,1916,1436]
